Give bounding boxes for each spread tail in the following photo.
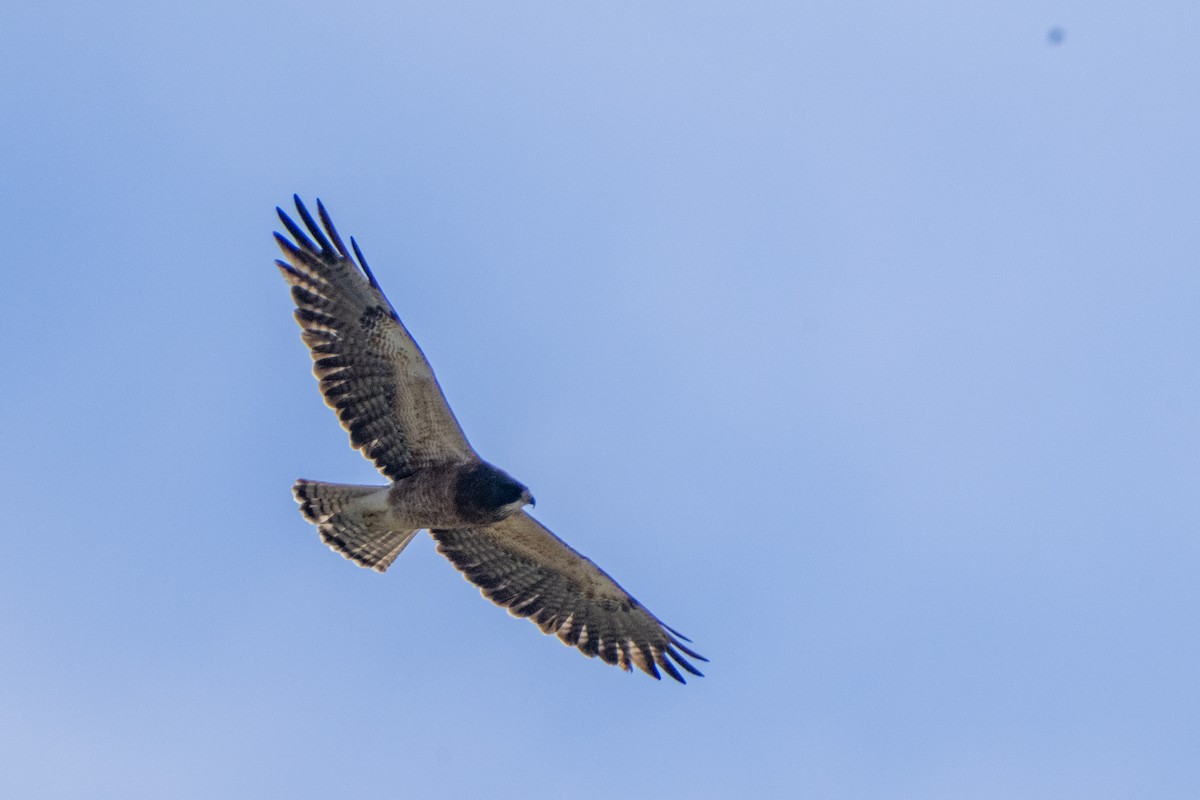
[292,480,419,572]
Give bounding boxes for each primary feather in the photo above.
[275,197,473,479]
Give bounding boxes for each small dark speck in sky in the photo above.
[1048,26,1065,45]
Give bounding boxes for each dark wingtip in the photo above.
[659,619,707,664]
[349,235,399,319]
[350,237,377,284]
[673,639,708,663]
[662,622,693,642]
[273,231,299,255]
[667,646,706,677]
[316,198,350,258]
[658,655,685,684]
[293,196,334,254]
[275,207,319,255]
[274,258,300,278]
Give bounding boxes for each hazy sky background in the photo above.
[2,2,1198,798]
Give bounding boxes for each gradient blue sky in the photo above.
[3,2,1198,798]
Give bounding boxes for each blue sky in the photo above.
[2,2,1198,798]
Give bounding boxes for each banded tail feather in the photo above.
[293,480,418,573]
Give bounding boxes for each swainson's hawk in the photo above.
[274,196,704,682]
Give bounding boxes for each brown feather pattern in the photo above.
[274,196,473,480]
[433,513,706,682]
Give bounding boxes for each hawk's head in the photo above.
[455,462,535,523]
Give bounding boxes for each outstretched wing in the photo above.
[274,196,474,479]
[432,512,706,683]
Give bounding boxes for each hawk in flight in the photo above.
[274,196,705,682]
